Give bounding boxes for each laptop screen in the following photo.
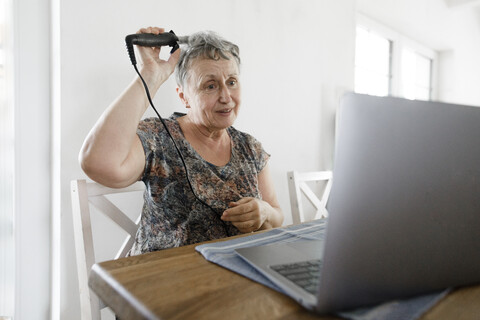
[319,93,480,311]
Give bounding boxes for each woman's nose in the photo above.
[219,85,232,103]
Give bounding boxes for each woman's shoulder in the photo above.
[138,115,179,134]
[227,127,257,141]
[228,126,260,144]
[229,126,270,171]
[228,126,266,155]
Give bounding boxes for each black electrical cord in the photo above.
[131,63,231,235]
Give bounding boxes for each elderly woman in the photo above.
[80,27,283,255]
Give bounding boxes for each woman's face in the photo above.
[179,57,241,132]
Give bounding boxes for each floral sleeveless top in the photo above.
[129,113,270,255]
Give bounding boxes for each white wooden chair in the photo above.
[70,179,145,320]
[287,171,333,224]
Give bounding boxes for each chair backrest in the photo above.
[70,179,145,320]
[287,171,332,224]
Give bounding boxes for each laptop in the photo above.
[235,92,480,314]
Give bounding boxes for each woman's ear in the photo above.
[176,86,190,108]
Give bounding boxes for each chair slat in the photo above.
[89,195,139,237]
[71,179,143,320]
[299,181,323,210]
[87,181,145,197]
[287,170,332,223]
[115,215,141,259]
[71,180,103,320]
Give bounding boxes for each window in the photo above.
[0,0,15,317]
[355,14,437,101]
[401,49,433,100]
[354,26,392,96]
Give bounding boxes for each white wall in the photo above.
[58,0,355,318]
[440,7,480,105]
[11,0,480,319]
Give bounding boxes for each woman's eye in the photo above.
[205,83,217,90]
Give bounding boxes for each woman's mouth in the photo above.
[217,108,233,114]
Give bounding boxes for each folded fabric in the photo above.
[195,219,449,320]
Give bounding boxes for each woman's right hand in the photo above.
[135,26,181,88]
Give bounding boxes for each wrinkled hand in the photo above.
[136,26,181,85]
[221,197,270,233]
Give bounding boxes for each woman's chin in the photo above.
[214,111,237,127]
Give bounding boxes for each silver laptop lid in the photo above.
[319,93,480,312]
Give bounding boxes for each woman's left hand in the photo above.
[221,197,271,233]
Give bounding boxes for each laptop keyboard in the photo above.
[270,259,322,295]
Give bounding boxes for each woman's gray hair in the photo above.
[175,31,241,89]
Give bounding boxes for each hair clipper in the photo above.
[125,30,187,65]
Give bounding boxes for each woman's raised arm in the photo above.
[79,27,180,188]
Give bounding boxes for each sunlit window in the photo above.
[355,15,436,101]
[354,26,392,97]
[401,49,433,101]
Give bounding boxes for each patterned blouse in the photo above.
[129,113,270,255]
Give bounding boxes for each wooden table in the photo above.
[89,236,480,320]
